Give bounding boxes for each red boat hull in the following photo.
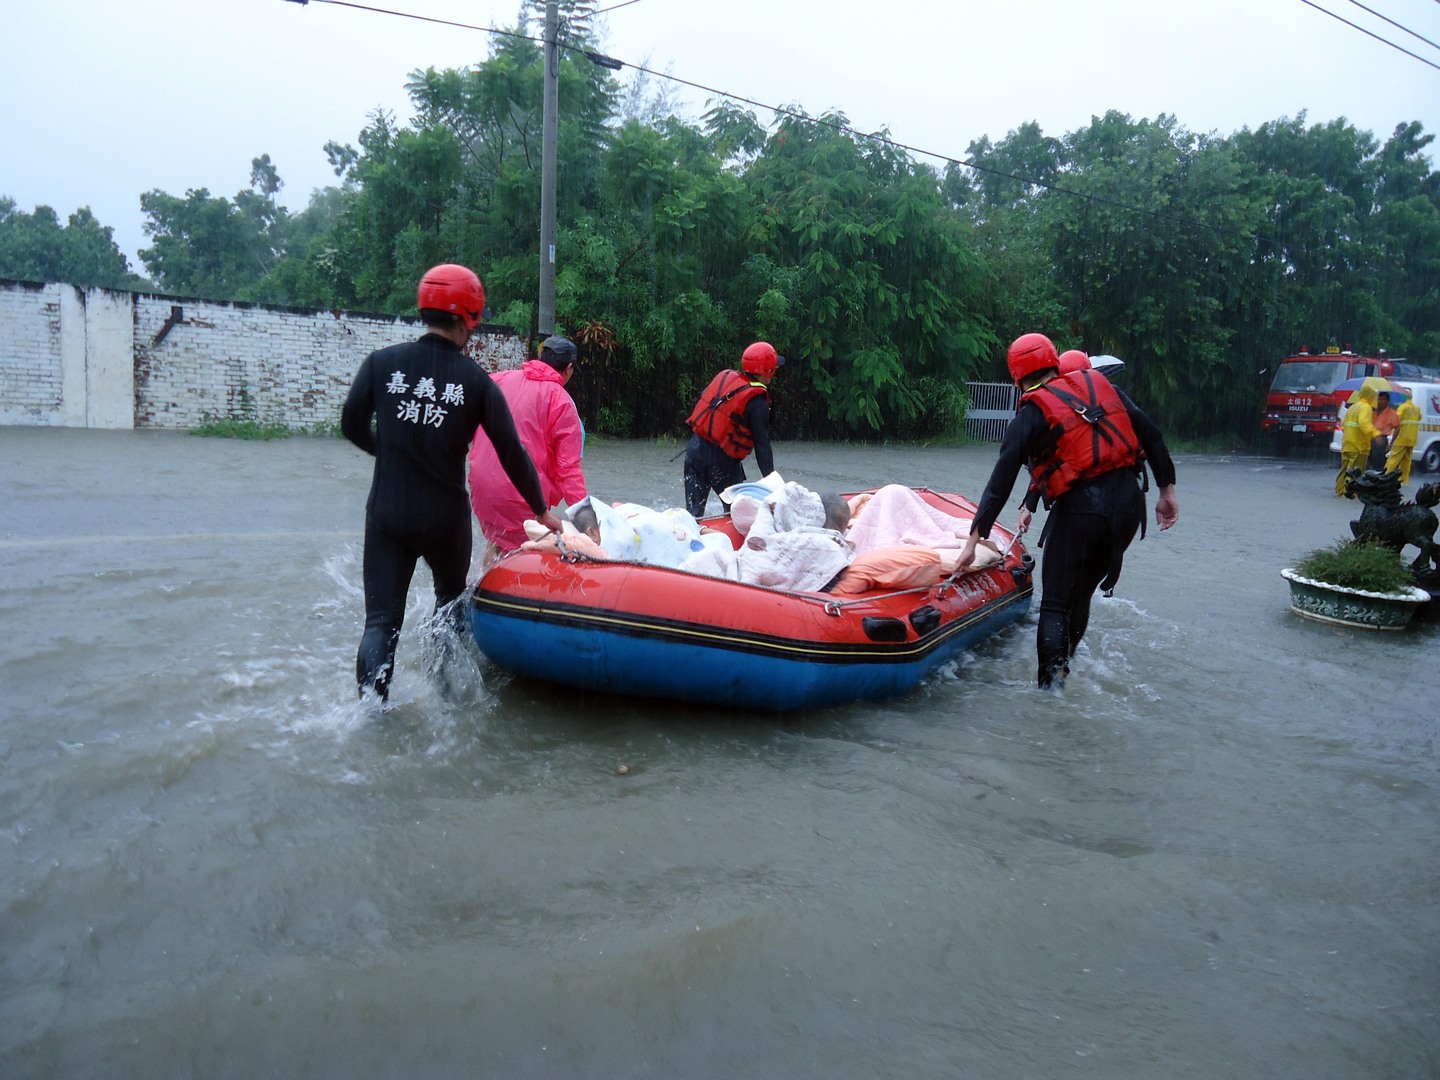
[470,489,1033,711]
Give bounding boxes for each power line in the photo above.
[283,0,1403,248]
[285,0,1078,205]
[1342,0,1440,52]
[550,40,1234,232]
[281,0,539,46]
[1298,0,1440,71]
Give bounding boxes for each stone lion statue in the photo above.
[1343,468,1440,575]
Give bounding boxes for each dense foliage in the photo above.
[0,198,143,290]
[3,3,1437,443]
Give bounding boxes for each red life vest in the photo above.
[687,369,769,459]
[1020,370,1143,505]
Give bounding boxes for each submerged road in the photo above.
[1,428,1436,1079]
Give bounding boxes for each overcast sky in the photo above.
[3,0,1437,271]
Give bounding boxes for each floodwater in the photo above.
[1,427,1436,1080]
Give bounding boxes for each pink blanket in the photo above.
[845,485,973,554]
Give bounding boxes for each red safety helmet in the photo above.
[416,263,485,330]
[1057,349,1091,375]
[1007,332,1059,386]
[740,341,784,378]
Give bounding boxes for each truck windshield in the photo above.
[1270,361,1348,393]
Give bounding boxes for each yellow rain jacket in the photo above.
[1391,399,1421,451]
[1336,388,1380,494]
[1340,394,1378,455]
[1385,398,1423,482]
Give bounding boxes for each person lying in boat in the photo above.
[519,483,1003,596]
[518,504,607,559]
[520,485,847,591]
[569,500,603,545]
[827,540,1003,595]
[680,482,855,591]
[845,484,975,553]
[688,482,1006,594]
[826,484,1003,595]
[521,496,732,568]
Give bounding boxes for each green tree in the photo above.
[1047,112,1265,437]
[948,124,1070,370]
[0,198,138,288]
[1226,115,1382,363]
[955,122,1062,214]
[1366,122,1440,358]
[139,155,291,297]
[247,186,350,308]
[558,116,748,434]
[302,25,618,320]
[737,110,994,436]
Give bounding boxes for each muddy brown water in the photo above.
[2,428,1435,1079]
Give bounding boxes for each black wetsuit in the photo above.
[341,332,545,699]
[682,394,774,517]
[971,387,1176,688]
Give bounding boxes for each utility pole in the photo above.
[538,1,559,336]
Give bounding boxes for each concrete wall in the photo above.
[80,286,136,428]
[1,280,66,425]
[0,278,527,430]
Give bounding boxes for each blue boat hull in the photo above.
[471,574,1032,712]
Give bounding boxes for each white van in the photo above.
[1330,381,1440,473]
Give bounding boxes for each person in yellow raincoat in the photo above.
[1385,397,1422,484]
[1336,384,1379,495]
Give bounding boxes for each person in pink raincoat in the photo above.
[468,336,587,552]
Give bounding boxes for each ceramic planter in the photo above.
[1280,568,1430,630]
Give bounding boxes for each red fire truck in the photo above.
[1260,346,1393,449]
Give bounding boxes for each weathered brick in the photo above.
[2,279,528,428]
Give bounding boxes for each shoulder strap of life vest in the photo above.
[687,370,767,452]
[1024,370,1144,503]
[1035,371,1138,462]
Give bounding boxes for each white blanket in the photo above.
[680,481,852,592]
[583,498,730,567]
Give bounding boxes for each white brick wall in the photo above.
[0,278,528,430]
[0,281,64,424]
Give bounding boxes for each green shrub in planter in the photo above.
[1293,538,1411,593]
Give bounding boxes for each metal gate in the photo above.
[965,382,1018,442]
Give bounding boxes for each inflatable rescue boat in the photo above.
[469,488,1033,712]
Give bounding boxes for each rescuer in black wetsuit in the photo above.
[955,333,1179,690]
[340,263,563,701]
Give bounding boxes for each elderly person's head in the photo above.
[569,499,602,544]
[820,492,852,532]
